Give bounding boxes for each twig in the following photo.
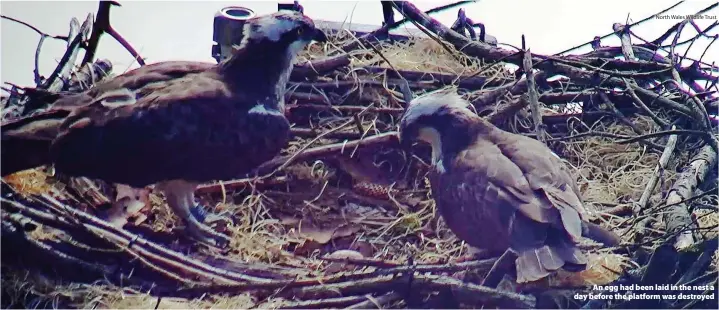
[582,46,671,63]
[634,125,679,215]
[355,258,496,277]
[288,104,404,114]
[290,127,365,140]
[260,115,365,179]
[174,258,497,298]
[280,275,399,300]
[622,78,671,128]
[278,295,383,309]
[485,94,531,123]
[354,66,508,89]
[598,91,642,134]
[412,274,536,308]
[33,35,46,86]
[0,15,69,40]
[346,292,402,309]
[635,2,719,68]
[521,46,546,143]
[675,245,716,286]
[321,256,403,268]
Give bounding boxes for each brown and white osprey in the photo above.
[397,90,620,283]
[2,11,327,247]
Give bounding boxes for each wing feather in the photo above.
[454,142,559,224]
[49,71,283,187]
[51,61,213,110]
[492,132,589,232]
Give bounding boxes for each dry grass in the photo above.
[2,27,716,309]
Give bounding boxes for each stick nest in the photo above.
[2,9,717,309]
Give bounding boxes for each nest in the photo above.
[2,2,717,309]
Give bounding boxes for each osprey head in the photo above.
[240,10,327,56]
[398,90,474,150]
[398,90,479,171]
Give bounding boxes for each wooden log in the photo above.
[664,143,718,250]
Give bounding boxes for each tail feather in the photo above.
[552,238,588,266]
[516,248,552,283]
[535,245,564,270]
[515,242,588,283]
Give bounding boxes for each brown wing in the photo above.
[430,140,562,252]
[51,61,214,110]
[492,132,587,242]
[49,71,290,188]
[455,140,562,224]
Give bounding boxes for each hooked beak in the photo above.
[312,28,328,42]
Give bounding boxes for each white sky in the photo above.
[1,0,717,92]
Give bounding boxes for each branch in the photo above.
[336,1,473,53]
[663,143,718,250]
[81,1,145,67]
[613,23,636,61]
[41,14,92,92]
[633,125,678,219]
[291,54,351,79]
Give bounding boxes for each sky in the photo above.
[1,0,717,93]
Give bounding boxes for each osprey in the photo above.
[2,11,328,247]
[397,90,620,283]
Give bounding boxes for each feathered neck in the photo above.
[429,109,496,163]
[217,39,296,105]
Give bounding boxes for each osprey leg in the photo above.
[190,203,234,228]
[158,180,231,247]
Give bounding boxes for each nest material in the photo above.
[2,6,718,309]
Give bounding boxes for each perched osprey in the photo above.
[2,11,328,247]
[397,90,620,283]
